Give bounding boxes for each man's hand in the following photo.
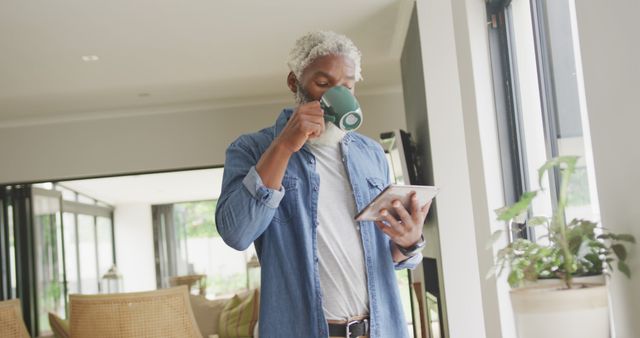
[255,102,324,190]
[375,192,431,250]
[275,101,325,153]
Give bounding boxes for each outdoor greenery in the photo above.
[567,167,590,206]
[174,200,219,238]
[207,272,247,297]
[490,156,635,289]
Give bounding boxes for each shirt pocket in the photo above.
[366,176,387,202]
[273,175,299,223]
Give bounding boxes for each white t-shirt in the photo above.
[307,125,369,320]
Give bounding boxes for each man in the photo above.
[215,31,430,338]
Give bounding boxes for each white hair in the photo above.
[287,31,363,82]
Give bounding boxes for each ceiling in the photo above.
[0,0,413,125]
[59,168,225,205]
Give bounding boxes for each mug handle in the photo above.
[324,114,336,123]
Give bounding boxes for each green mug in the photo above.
[320,86,363,131]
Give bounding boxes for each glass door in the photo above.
[152,204,180,289]
[31,187,67,333]
[59,191,115,295]
[153,200,257,298]
[77,214,99,294]
[2,185,38,335]
[1,184,114,336]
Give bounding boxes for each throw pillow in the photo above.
[48,312,70,338]
[218,289,259,338]
[189,295,230,336]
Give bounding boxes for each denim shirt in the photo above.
[215,108,422,338]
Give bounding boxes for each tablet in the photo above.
[354,184,439,222]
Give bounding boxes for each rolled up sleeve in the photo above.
[215,136,284,251]
[242,166,285,209]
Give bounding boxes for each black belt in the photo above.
[328,318,369,338]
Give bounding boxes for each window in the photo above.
[77,214,99,294]
[56,184,116,295]
[1,184,114,335]
[153,200,256,298]
[488,0,594,239]
[63,212,79,294]
[96,216,115,281]
[486,1,596,336]
[32,189,66,332]
[530,0,594,221]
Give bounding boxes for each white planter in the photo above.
[510,284,609,338]
[521,275,606,288]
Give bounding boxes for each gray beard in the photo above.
[307,121,347,147]
[295,83,312,105]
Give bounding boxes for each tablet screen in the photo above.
[355,184,439,222]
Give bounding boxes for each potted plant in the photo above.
[489,156,635,338]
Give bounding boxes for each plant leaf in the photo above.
[577,220,597,236]
[589,241,606,250]
[486,230,504,249]
[494,206,509,218]
[507,270,520,288]
[618,261,631,279]
[497,191,537,221]
[612,244,628,261]
[616,234,636,243]
[528,216,548,226]
[514,211,528,224]
[537,156,579,189]
[568,235,583,254]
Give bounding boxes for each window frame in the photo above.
[56,186,116,294]
[0,184,115,336]
[488,0,593,243]
[486,0,533,240]
[530,0,562,207]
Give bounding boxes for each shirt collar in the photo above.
[274,108,294,137]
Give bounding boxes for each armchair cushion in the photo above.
[189,295,230,336]
[48,312,70,338]
[218,289,259,338]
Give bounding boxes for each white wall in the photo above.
[400,6,451,336]
[113,203,156,292]
[0,90,406,184]
[450,0,515,337]
[411,0,508,337]
[573,1,640,337]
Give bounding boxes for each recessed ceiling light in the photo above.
[81,55,99,62]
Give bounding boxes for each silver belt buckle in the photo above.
[345,319,367,338]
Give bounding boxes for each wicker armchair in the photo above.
[0,299,30,338]
[69,286,202,338]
